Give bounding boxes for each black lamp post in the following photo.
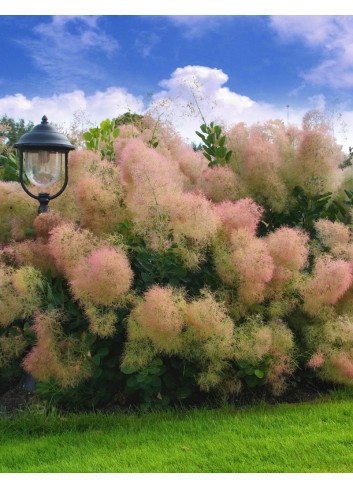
[14,115,74,214]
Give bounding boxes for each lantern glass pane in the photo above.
[24,151,63,188]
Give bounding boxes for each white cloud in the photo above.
[0,88,144,128]
[149,65,306,141]
[270,15,353,89]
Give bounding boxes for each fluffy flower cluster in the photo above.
[0,264,42,328]
[231,229,274,305]
[130,285,186,351]
[48,222,133,337]
[75,160,126,235]
[199,166,240,202]
[302,256,353,317]
[0,333,27,370]
[314,219,353,265]
[234,315,295,394]
[117,138,221,267]
[22,310,91,388]
[71,247,133,307]
[215,198,263,236]
[266,227,309,284]
[123,286,236,391]
[225,117,345,212]
[0,181,37,243]
[303,316,353,385]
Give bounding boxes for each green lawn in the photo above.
[1,393,353,472]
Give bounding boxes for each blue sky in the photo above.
[1,13,353,150]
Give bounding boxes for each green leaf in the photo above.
[225,150,232,162]
[215,146,227,159]
[83,132,93,141]
[113,128,120,138]
[86,333,97,346]
[121,365,139,375]
[254,369,265,379]
[195,131,206,141]
[141,272,154,285]
[136,373,149,383]
[203,146,216,156]
[237,361,249,369]
[333,200,346,215]
[152,358,163,366]
[214,126,222,138]
[218,135,226,146]
[245,375,259,387]
[91,354,101,366]
[200,124,208,133]
[147,367,161,375]
[207,133,216,144]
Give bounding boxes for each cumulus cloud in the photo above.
[149,65,306,142]
[270,15,353,90]
[0,87,144,127]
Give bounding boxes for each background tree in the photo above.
[0,115,34,150]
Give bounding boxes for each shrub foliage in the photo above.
[1,111,353,409]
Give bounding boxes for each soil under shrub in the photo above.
[0,379,335,417]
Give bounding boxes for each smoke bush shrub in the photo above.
[2,110,353,410]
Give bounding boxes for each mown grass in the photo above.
[1,390,353,473]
